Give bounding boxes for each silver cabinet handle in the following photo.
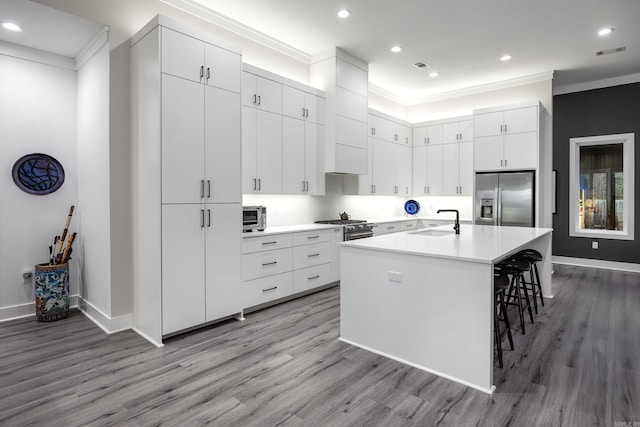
[200,180,205,198]
[253,178,257,190]
[307,253,320,258]
[200,209,205,228]
[258,178,261,190]
[253,94,257,105]
[207,180,211,198]
[424,186,427,194]
[308,275,320,280]
[504,124,508,133]
[500,160,503,167]
[261,241,277,245]
[394,134,398,141]
[200,65,204,79]
[387,226,395,230]
[302,180,306,192]
[302,108,306,118]
[504,159,507,167]
[307,235,320,239]
[427,186,430,194]
[262,261,277,266]
[426,137,429,144]
[500,124,503,133]
[405,186,408,194]
[257,95,261,105]
[207,209,211,227]
[206,67,210,81]
[262,286,277,292]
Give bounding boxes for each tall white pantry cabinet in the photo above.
[131,15,243,344]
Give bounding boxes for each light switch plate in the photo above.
[592,241,599,249]
[388,271,402,282]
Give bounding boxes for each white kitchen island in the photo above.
[339,224,552,394]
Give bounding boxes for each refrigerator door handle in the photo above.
[496,188,502,226]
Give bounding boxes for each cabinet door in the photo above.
[413,126,428,146]
[426,144,443,196]
[370,115,394,142]
[336,58,367,96]
[162,204,205,335]
[205,86,241,203]
[204,43,240,93]
[330,227,342,282]
[282,85,305,120]
[305,122,324,195]
[161,27,204,83]
[372,139,395,195]
[412,145,428,196]
[427,124,444,145]
[162,74,204,204]
[256,110,283,193]
[458,141,474,195]
[442,122,460,144]
[503,132,538,170]
[395,144,412,195]
[358,138,374,194]
[458,120,473,142]
[337,88,368,123]
[305,93,325,124]
[256,76,282,114]
[241,72,258,107]
[474,135,503,171]
[282,116,306,194]
[442,143,460,195]
[241,106,258,193]
[396,124,412,145]
[336,115,368,149]
[205,203,242,322]
[504,106,538,134]
[474,111,503,138]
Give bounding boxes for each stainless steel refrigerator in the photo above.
[474,171,535,227]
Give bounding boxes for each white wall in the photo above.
[76,41,112,319]
[0,52,79,320]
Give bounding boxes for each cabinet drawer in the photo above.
[400,221,418,231]
[293,242,331,269]
[293,264,332,294]
[242,248,293,281]
[243,233,293,254]
[242,272,293,308]
[292,229,332,246]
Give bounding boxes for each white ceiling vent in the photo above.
[596,46,626,56]
[413,60,432,70]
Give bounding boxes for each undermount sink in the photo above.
[412,229,455,237]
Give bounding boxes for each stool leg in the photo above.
[499,290,514,351]
[528,266,539,314]
[534,263,544,307]
[520,272,535,324]
[512,274,526,335]
[494,295,503,368]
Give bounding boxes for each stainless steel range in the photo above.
[314,219,374,240]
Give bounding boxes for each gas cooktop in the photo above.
[314,219,367,225]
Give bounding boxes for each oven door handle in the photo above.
[346,231,373,240]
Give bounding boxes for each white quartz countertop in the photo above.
[365,216,472,224]
[341,224,552,264]
[242,223,340,237]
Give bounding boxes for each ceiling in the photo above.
[181,0,640,102]
[2,0,639,103]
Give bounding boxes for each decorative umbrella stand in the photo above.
[34,262,70,321]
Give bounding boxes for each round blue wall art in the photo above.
[12,153,65,195]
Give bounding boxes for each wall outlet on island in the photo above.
[592,241,599,249]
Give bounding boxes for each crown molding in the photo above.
[553,73,640,95]
[160,0,311,63]
[75,27,109,70]
[0,40,76,70]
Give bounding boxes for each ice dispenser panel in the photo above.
[480,198,494,219]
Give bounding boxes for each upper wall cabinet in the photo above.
[370,114,412,145]
[161,27,240,93]
[241,72,282,114]
[473,101,541,171]
[443,119,472,144]
[413,124,444,146]
[311,48,369,174]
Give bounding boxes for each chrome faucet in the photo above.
[437,209,460,234]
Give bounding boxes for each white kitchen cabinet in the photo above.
[474,102,540,171]
[241,71,282,114]
[369,113,412,145]
[293,264,332,294]
[395,144,412,195]
[412,145,428,196]
[330,227,342,282]
[282,117,325,195]
[282,85,325,124]
[442,141,473,196]
[413,124,443,146]
[371,220,418,236]
[242,272,293,309]
[131,16,243,343]
[311,49,369,174]
[427,144,444,196]
[242,107,283,194]
[443,119,472,144]
[161,26,240,92]
[372,138,396,195]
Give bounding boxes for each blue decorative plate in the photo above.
[404,199,420,215]
[12,153,65,195]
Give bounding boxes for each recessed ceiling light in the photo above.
[391,46,403,53]
[2,22,23,32]
[500,54,512,61]
[598,27,613,36]
[429,71,439,77]
[337,9,351,18]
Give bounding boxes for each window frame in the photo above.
[569,133,634,240]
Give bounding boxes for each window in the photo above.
[569,133,634,240]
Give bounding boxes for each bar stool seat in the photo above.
[494,272,514,368]
[496,257,534,334]
[517,249,545,314]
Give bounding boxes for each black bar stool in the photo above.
[517,249,545,314]
[496,257,534,334]
[494,272,514,368]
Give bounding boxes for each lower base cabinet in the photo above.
[242,228,336,309]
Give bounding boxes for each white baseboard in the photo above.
[553,256,640,273]
[76,296,133,334]
[132,327,165,348]
[0,295,80,323]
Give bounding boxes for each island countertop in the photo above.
[341,224,552,264]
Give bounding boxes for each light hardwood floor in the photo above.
[1,264,639,426]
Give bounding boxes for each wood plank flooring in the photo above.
[1,264,639,426]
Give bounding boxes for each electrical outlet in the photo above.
[592,241,599,249]
[22,268,33,283]
[388,271,402,283]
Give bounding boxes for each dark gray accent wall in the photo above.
[553,82,640,263]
